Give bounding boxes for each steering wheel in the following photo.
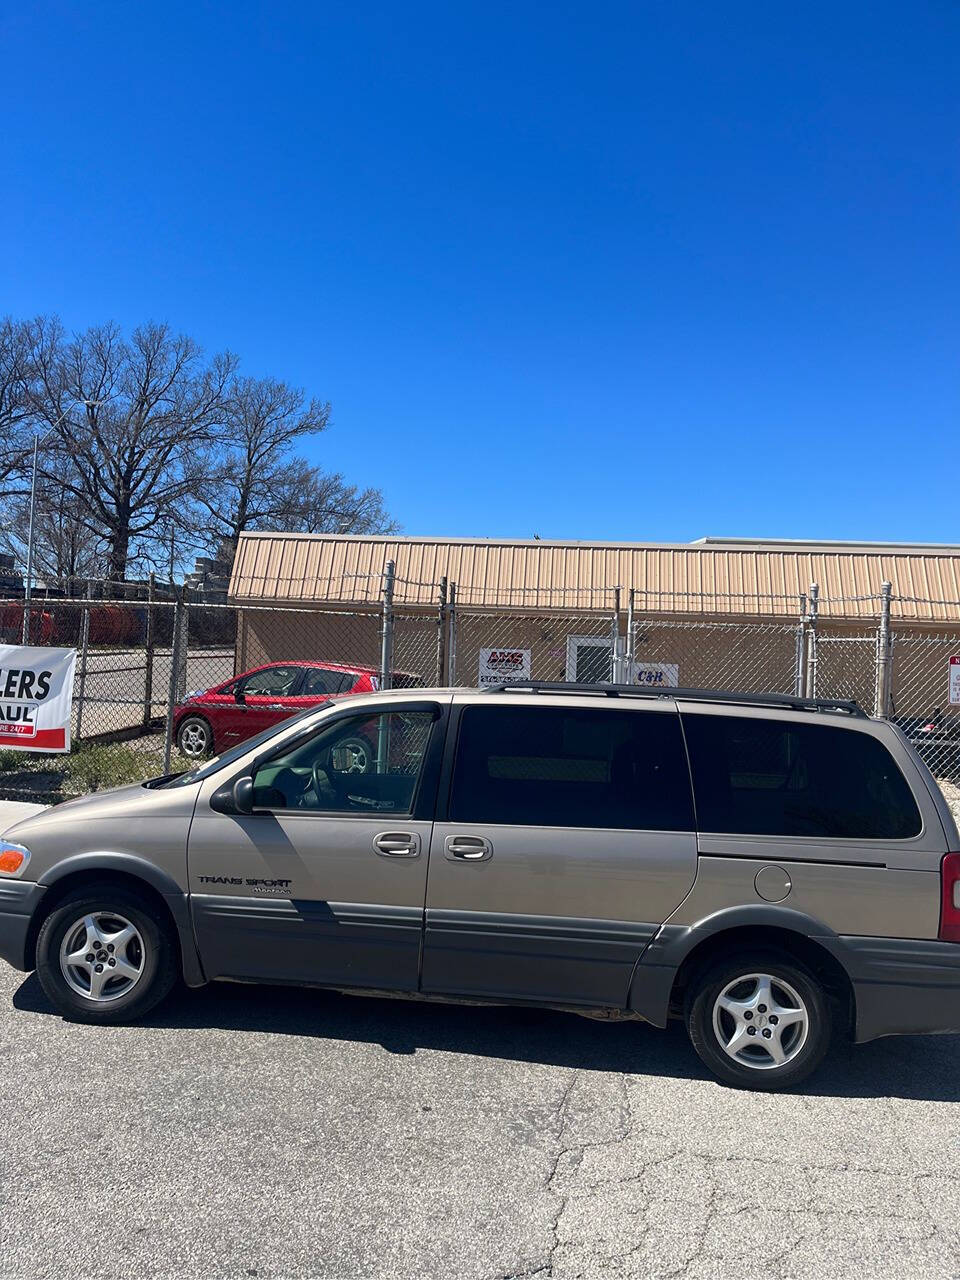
[311,754,339,807]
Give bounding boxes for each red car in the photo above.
[173,660,422,760]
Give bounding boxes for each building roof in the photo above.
[229,532,960,620]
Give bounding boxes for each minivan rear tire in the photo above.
[36,884,179,1024]
[685,951,831,1090]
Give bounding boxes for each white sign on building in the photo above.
[478,647,532,686]
[634,662,679,688]
[0,644,77,753]
[949,656,960,706]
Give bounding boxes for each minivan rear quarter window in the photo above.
[449,705,694,830]
[682,714,921,840]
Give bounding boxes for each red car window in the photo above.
[302,668,353,696]
[239,666,303,697]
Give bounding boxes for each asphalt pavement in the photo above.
[1,966,959,1279]
[72,646,234,737]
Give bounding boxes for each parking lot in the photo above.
[72,646,233,737]
[2,966,959,1279]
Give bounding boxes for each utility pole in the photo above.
[22,398,105,643]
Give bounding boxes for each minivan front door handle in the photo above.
[373,832,421,858]
[444,835,493,862]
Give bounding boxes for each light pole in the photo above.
[22,398,104,644]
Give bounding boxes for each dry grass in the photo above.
[0,737,193,802]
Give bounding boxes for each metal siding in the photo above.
[229,533,960,620]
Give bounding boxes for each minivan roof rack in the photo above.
[477,681,868,718]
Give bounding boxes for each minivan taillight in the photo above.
[939,853,960,942]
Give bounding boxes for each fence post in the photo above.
[176,588,190,705]
[875,580,893,718]
[626,588,636,684]
[75,583,92,742]
[610,587,623,683]
[804,583,819,698]
[379,559,396,691]
[795,591,807,697]
[142,571,156,729]
[375,561,397,773]
[446,580,458,685]
[436,576,448,686]
[163,593,185,773]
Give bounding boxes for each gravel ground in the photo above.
[937,777,960,825]
[1,966,959,1279]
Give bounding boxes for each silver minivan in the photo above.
[2,682,959,1091]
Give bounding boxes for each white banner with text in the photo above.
[0,645,77,752]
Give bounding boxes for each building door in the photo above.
[565,634,614,684]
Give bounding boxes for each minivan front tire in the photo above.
[36,884,179,1024]
[685,952,831,1090]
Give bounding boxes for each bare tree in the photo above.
[0,462,104,584]
[30,320,235,580]
[0,316,40,498]
[270,461,399,536]
[196,375,331,563]
[11,315,394,583]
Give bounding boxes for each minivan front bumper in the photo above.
[0,880,46,972]
[842,936,960,1042]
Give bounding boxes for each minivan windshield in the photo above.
[151,704,329,789]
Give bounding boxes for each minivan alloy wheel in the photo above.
[58,911,146,1002]
[711,972,809,1070]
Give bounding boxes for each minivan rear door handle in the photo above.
[444,835,493,862]
[373,832,421,858]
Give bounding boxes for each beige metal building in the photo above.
[227,533,960,721]
[230,532,960,619]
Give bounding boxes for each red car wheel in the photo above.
[177,715,213,760]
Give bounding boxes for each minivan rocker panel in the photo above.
[2,683,960,1091]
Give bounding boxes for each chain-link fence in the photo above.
[628,618,802,695]
[5,569,960,803]
[450,595,620,687]
[888,632,960,784]
[810,632,880,711]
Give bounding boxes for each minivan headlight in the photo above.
[0,841,31,877]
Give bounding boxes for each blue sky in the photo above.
[2,3,957,544]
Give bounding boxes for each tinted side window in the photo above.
[302,668,352,696]
[682,714,921,839]
[449,706,694,831]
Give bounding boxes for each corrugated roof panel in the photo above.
[228,533,960,620]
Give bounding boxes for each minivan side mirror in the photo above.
[233,776,254,813]
[209,775,255,815]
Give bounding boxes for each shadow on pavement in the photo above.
[14,971,960,1103]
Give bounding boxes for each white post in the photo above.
[21,434,39,644]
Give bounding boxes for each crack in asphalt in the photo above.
[5,960,959,1280]
[493,1067,960,1280]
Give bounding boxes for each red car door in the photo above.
[279,666,357,717]
[235,665,309,737]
